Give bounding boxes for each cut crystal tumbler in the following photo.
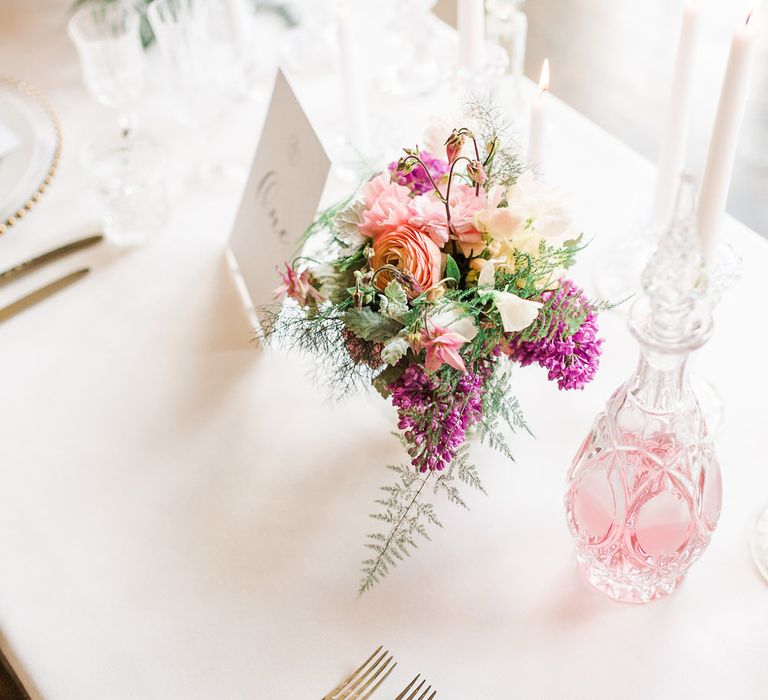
[565,178,722,603]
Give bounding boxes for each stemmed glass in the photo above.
[377,0,443,98]
[69,1,169,245]
[147,0,237,183]
[68,1,146,139]
[280,0,337,77]
[146,0,214,127]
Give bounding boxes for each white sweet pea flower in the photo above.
[477,258,506,288]
[473,201,525,241]
[491,291,542,332]
[429,303,478,341]
[506,170,573,242]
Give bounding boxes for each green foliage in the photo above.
[261,303,376,400]
[359,438,486,595]
[445,254,461,284]
[433,442,486,508]
[514,282,590,344]
[344,308,403,342]
[477,363,531,462]
[70,0,154,46]
[254,1,298,28]
[359,464,438,595]
[379,281,408,322]
[380,336,409,367]
[464,98,524,191]
[494,240,583,300]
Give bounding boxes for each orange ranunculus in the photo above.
[371,224,442,297]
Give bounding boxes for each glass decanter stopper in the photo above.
[565,176,722,603]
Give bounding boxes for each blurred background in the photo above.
[521,0,767,237]
[2,0,765,234]
[437,0,767,236]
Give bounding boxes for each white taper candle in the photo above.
[652,1,701,226]
[696,9,757,264]
[458,0,485,71]
[527,58,549,173]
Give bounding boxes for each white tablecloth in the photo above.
[1,5,767,699]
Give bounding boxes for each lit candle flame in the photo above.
[539,59,550,93]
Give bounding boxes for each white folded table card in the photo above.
[227,68,330,331]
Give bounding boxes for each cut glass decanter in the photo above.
[565,176,722,603]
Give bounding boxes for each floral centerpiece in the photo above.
[269,107,605,593]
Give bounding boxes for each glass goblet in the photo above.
[377,0,442,98]
[147,0,236,184]
[68,2,146,139]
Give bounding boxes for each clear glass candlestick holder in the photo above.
[593,213,663,303]
[486,0,527,117]
[566,176,723,603]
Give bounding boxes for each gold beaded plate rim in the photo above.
[0,76,62,237]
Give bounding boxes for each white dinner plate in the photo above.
[0,77,61,231]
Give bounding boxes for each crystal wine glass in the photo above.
[147,0,237,182]
[377,0,443,98]
[68,1,146,139]
[69,2,168,246]
[280,0,337,77]
[146,0,215,127]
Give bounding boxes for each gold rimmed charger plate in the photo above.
[0,76,62,236]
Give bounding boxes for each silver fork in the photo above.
[322,646,397,700]
[394,674,437,700]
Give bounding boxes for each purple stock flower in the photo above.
[388,360,493,472]
[506,280,602,391]
[388,151,449,195]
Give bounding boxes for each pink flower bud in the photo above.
[467,159,487,186]
[444,130,465,164]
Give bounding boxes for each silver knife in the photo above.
[0,234,103,287]
[0,268,90,323]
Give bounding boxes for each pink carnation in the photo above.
[358,173,413,239]
[410,184,503,253]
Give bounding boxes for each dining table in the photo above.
[1,2,767,698]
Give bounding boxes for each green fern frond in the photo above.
[359,438,488,595]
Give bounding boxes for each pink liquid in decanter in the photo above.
[566,413,722,603]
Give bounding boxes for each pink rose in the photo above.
[358,173,413,239]
[371,224,442,297]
